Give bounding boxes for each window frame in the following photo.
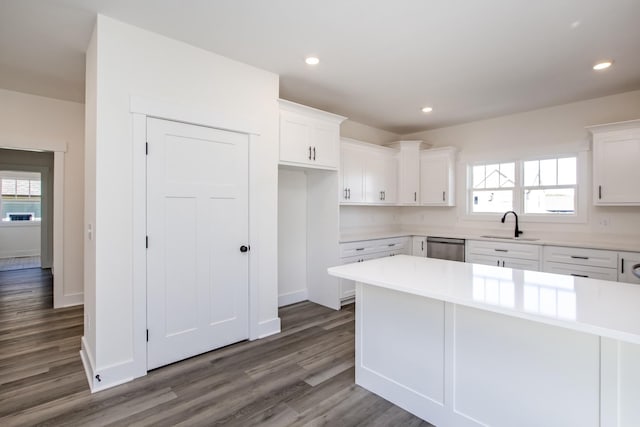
[465,151,587,224]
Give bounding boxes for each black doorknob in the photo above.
[240,245,249,253]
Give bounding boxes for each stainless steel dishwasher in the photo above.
[427,237,465,262]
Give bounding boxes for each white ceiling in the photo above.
[1,0,639,134]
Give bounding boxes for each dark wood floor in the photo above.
[0,268,432,426]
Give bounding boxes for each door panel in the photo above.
[146,117,249,370]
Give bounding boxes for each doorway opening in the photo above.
[0,170,43,271]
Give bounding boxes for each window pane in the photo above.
[484,164,499,188]
[539,159,557,186]
[2,179,16,195]
[524,188,575,214]
[499,163,515,188]
[524,160,539,186]
[16,179,30,195]
[30,180,41,196]
[472,190,513,213]
[558,157,576,185]
[473,165,485,188]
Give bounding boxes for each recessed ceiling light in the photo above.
[421,107,433,113]
[593,61,613,71]
[305,57,319,65]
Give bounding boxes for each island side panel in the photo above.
[453,305,600,427]
[355,282,448,426]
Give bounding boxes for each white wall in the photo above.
[398,90,640,238]
[83,15,280,390]
[277,168,308,306]
[0,223,40,258]
[0,88,84,303]
[341,120,400,145]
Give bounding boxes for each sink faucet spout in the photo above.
[501,211,523,238]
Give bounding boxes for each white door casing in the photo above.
[146,117,249,370]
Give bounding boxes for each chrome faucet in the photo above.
[501,211,523,238]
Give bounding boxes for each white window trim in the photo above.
[462,151,588,224]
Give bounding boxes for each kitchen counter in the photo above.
[328,255,640,426]
[340,228,640,252]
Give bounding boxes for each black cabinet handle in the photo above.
[502,260,505,267]
[414,192,417,202]
[442,191,445,201]
[240,245,250,253]
[571,273,589,278]
[621,258,625,274]
[356,248,365,251]
[347,188,351,199]
[308,146,312,160]
[313,147,316,161]
[570,255,589,260]
[494,249,508,252]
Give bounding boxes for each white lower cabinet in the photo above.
[542,246,618,281]
[412,236,427,257]
[466,240,541,271]
[618,251,640,284]
[339,236,411,304]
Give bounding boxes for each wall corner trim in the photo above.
[256,317,281,339]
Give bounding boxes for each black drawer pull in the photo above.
[355,248,365,251]
[570,255,589,260]
[494,249,508,252]
[570,273,589,278]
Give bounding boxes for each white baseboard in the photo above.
[80,336,143,393]
[278,289,308,307]
[256,317,281,339]
[55,292,83,309]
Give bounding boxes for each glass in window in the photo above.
[524,160,539,186]
[539,159,557,186]
[557,157,576,185]
[472,190,513,213]
[524,188,575,214]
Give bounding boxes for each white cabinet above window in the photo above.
[279,99,346,170]
[588,119,640,206]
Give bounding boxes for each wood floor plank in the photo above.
[0,270,432,426]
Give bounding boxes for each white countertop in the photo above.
[328,255,640,344]
[339,228,640,252]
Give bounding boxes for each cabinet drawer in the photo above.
[340,236,410,258]
[543,262,618,281]
[340,240,378,258]
[543,246,617,268]
[374,237,410,254]
[467,240,541,261]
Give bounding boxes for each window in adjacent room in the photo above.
[0,172,42,222]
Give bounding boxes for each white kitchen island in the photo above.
[328,255,640,427]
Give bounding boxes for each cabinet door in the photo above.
[311,122,339,168]
[593,131,640,205]
[543,262,616,280]
[381,153,398,204]
[412,236,427,257]
[503,258,540,271]
[398,146,420,204]
[618,251,640,284]
[364,151,387,203]
[466,253,502,267]
[280,111,312,165]
[341,143,365,203]
[420,149,455,206]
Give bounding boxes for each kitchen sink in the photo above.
[480,235,540,241]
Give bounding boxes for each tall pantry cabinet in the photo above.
[277,100,347,310]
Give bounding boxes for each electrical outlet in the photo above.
[599,218,610,227]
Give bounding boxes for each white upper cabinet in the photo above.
[388,140,425,205]
[341,138,398,205]
[420,147,457,206]
[588,119,640,205]
[341,141,366,203]
[279,99,346,170]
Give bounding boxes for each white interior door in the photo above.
[146,117,249,370]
